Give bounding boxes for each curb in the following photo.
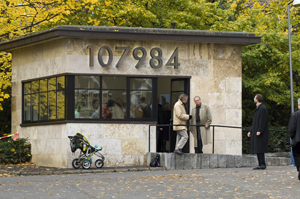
[0,166,166,176]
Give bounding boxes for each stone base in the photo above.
[146,152,290,170]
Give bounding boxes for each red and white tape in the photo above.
[0,132,19,140]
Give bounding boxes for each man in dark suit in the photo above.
[247,94,269,170]
[288,108,300,180]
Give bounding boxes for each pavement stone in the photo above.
[0,166,299,198]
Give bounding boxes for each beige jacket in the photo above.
[173,99,190,131]
[190,103,212,146]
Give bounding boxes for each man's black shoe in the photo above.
[253,166,266,170]
[174,149,184,155]
[298,172,300,180]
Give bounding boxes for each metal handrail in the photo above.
[148,124,288,153]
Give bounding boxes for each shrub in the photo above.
[0,138,31,164]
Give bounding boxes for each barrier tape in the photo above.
[0,132,19,141]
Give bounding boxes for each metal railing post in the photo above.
[212,126,215,154]
[148,125,151,152]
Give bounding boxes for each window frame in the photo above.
[21,74,158,125]
[22,75,66,124]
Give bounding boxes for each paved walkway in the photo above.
[0,166,299,198]
[0,164,165,177]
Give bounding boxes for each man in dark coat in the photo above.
[247,94,269,170]
[288,110,300,180]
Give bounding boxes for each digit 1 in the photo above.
[98,46,113,67]
[133,47,146,68]
[165,47,180,69]
[115,47,130,68]
[87,45,94,67]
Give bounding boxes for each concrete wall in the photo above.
[11,38,242,168]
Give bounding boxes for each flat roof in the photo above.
[0,25,261,51]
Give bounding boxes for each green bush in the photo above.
[0,138,31,164]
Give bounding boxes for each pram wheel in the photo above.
[82,159,91,169]
[95,159,104,168]
[72,158,81,169]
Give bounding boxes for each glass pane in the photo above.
[130,91,152,118]
[102,76,126,89]
[57,91,65,119]
[32,81,39,93]
[40,79,47,92]
[75,89,100,119]
[102,90,126,119]
[172,80,185,91]
[24,83,31,94]
[57,76,65,90]
[39,92,48,120]
[24,94,31,121]
[130,78,152,90]
[32,94,39,121]
[48,78,56,91]
[75,76,100,89]
[49,91,56,119]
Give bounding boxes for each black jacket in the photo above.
[288,110,300,167]
[288,111,300,147]
[249,103,269,154]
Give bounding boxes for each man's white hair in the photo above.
[298,98,300,105]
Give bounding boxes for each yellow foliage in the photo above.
[10,148,15,152]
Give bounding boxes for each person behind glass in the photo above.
[190,96,212,154]
[102,99,114,119]
[288,106,300,180]
[112,98,125,119]
[90,99,100,118]
[173,94,192,155]
[157,98,164,152]
[135,96,151,118]
[248,94,269,170]
[161,102,171,152]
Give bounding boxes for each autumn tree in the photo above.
[1,0,300,134]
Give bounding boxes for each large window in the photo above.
[23,75,155,124]
[74,76,154,120]
[23,76,65,122]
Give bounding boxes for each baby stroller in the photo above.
[68,132,105,169]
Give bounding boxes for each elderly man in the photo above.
[173,94,192,155]
[190,96,212,154]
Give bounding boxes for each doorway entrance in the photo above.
[156,77,190,153]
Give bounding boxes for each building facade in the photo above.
[0,26,260,168]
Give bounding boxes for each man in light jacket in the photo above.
[173,94,192,155]
[190,96,212,153]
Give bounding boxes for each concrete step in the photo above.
[146,152,291,170]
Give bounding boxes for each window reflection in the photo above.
[24,94,31,121]
[75,76,100,89]
[23,76,65,122]
[130,78,152,90]
[74,89,100,119]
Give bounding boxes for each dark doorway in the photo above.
[156,77,190,153]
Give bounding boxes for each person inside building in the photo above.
[112,98,125,119]
[90,99,100,118]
